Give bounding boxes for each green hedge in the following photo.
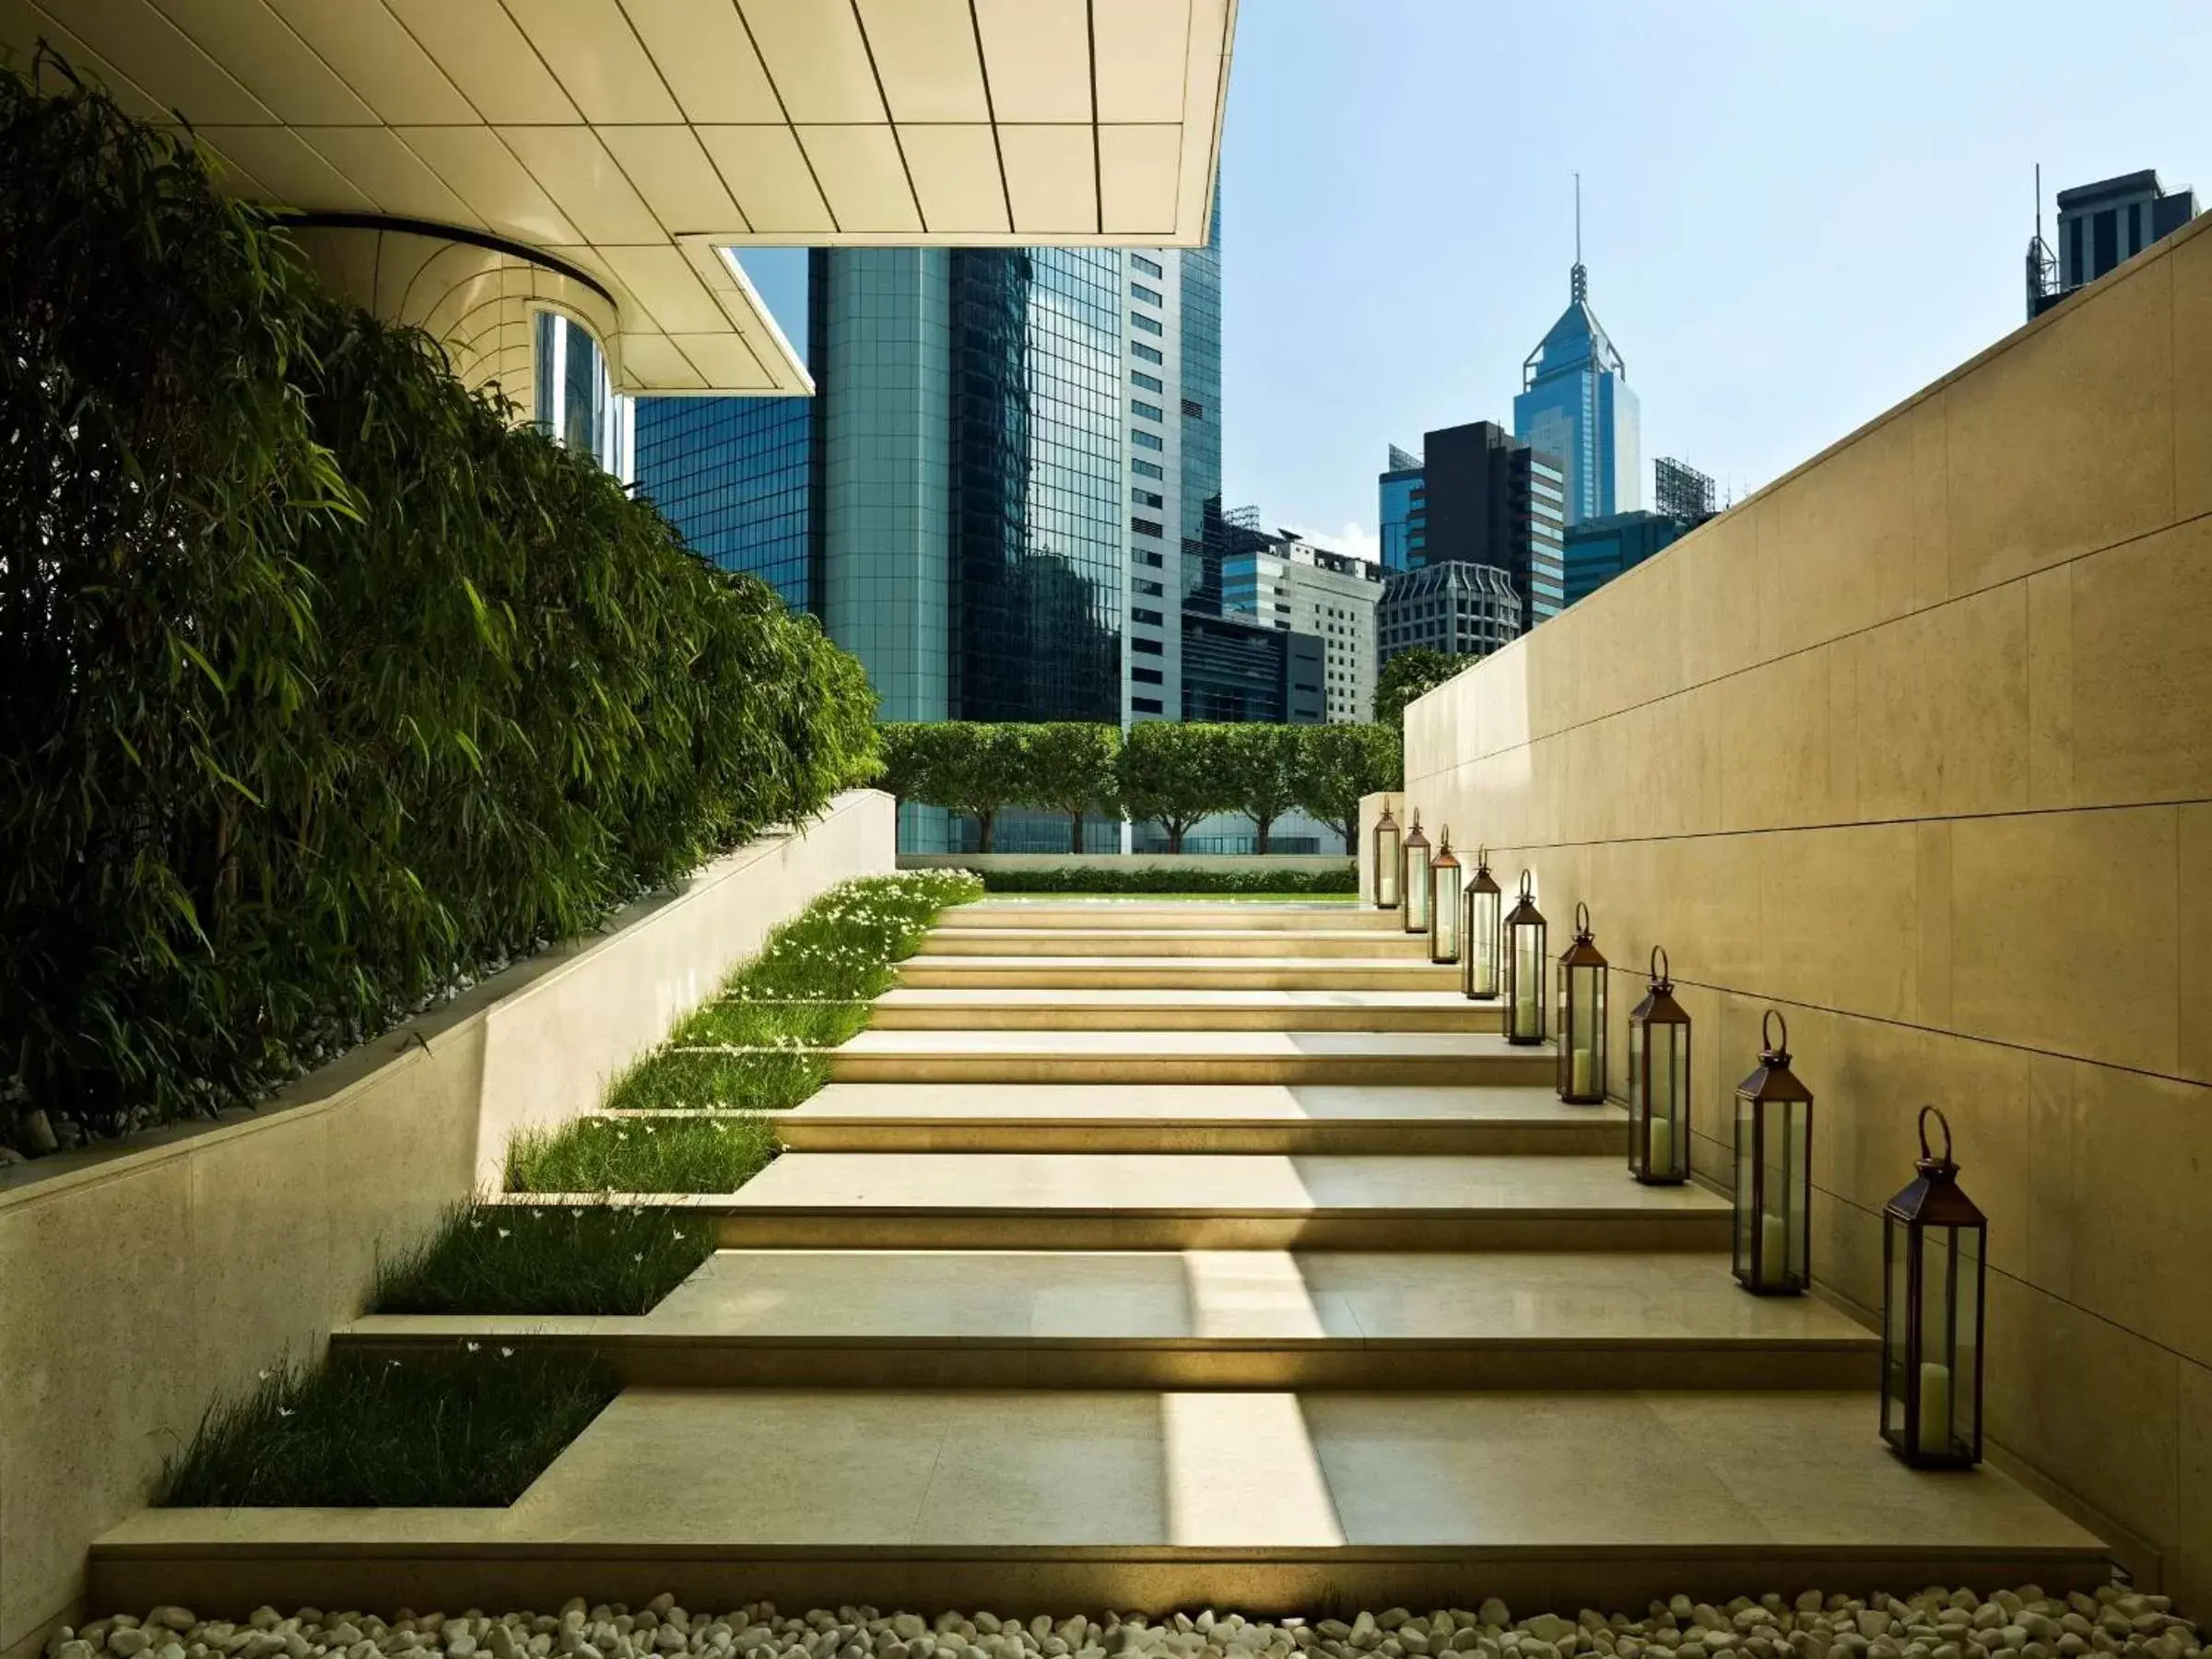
[879,719,1399,853]
[0,64,877,1135]
[979,865,1359,895]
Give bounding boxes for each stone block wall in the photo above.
[1401,216,2211,1606]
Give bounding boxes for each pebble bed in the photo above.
[47,1589,2202,1659]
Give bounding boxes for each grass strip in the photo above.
[373,1203,712,1316]
[159,1347,617,1507]
[505,1112,776,1194]
[976,865,1356,894]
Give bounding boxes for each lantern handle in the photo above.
[1409,807,1421,830]
[1518,868,1534,899]
[1649,945,1670,985]
[1573,900,1591,937]
[1476,842,1487,870]
[1917,1103,1955,1166]
[1761,1007,1789,1056]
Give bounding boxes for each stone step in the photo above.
[825,1029,1552,1086]
[97,1389,2107,1616]
[334,1248,1880,1390]
[921,926,1438,959]
[941,900,1403,932]
[568,1151,1736,1251]
[869,987,1502,1032]
[779,1083,1612,1154]
[898,954,1462,990]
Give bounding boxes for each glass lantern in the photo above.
[1556,902,1608,1103]
[1500,871,1547,1046]
[1371,806,1401,911]
[1734,1009,1812,1295]
[1627,947,1690,1184]
[1400,812,1432,936]
[1461,847,1502,1001]
[1429,830,1463,965]
[1880,1105,1987,1469]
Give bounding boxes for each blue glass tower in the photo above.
[1512,190,1640,526]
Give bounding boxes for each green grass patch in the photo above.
[607,869,980,1116]
[506,1112,776,1194]
[372,1203,712,1316]
[977,864,1357,894]
[159,1347,617,1507]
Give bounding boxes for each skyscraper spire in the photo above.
[1571,171,1587,302]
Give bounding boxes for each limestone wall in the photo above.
[0,791,894,1659]
[1401,214,2210,1606]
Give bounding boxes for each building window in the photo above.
[1133,458,1164,479]
[1132,516,1164,537]
[1132,696,1164,713]
[1133,341,1164,365]
[1131,312,1163,335]
[1132,429,1164,451]
[1132,399,1164,421]
[1132,253,1164,278]
[1132,488,1164,508]
[1132,370,1163,393]
[1182,397,1205,418]
[1136,548,1164,568]
[535,309,622,474]
[1135,577,1165,596]
[1131,281,1164,306]
[1133,637,1164,656]
[1133,665,1164,685]
[1132,606,1164,626]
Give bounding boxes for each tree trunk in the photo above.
[977,810,994,853]
[1254,815,1273,855]
[1069,810,1085,854]
[1167,821,1184,854]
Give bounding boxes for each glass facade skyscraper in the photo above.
[1513,259,1641,526]
[634,396,817,610]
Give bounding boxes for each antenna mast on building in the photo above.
[1571,172,1586,301]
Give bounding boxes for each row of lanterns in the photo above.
[1370,805,1986,1471]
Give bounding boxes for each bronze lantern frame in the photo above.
[1460,847,1502,1001]
[1428,830,1463,965]
[1880,1105,1988,1469]
[1626,946,1691,1184]
[1500,871,1547,1046]
[1733,1008,1813,1296]
[1400,812,1432,936]
[1556,901,1608,1104]
[1371,805,1402,911]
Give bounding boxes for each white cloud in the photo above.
[1281,520,1382,568]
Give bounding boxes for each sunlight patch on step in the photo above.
[1159,1391,1345,1547]
[1181,1249,1331,1338]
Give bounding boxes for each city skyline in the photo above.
[1220,0,2210,562]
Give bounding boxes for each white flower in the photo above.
[465,1340,481,1352]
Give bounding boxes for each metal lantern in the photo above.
[1500,871,1547,1045]
[1400,812,1432,936]
[1461,847,1502,1001]
[1880,1105,1987,1469]
[1428,830,1463,965]
[1628,947,1691,1184]
[1556,902,1608,1104]
[1733,1009,1813,1295]
[1371,806,1402,911]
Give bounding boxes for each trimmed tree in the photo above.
[874,722,931,811]
[1119,721,1233,853]
[921,722,1023,853]
[1294,723,1403,850]
[1222,723,1306,856]
[1375,646,1470,734]
[1013,723,1122,853]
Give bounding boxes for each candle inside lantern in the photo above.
[1571,1046,1594,1097]
[1760,1211,1789,1283]
[1515,995,1536,1039]
[1649,1117,1673,1175]
[1917,1361,1951,1455]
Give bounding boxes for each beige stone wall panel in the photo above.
[1400,211,2212,1602]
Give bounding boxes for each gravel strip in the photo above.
[49,1587,2202,1659]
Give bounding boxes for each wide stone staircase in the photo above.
[97,899,2107,1615]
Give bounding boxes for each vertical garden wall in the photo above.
[0,63,877,1147]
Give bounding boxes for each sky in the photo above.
[1218,0,2212,562]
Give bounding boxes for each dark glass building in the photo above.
[1561,510,1683,606]
[634,394,818,611]
[1394,420,1565,632]
[1182,610,1324,724]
